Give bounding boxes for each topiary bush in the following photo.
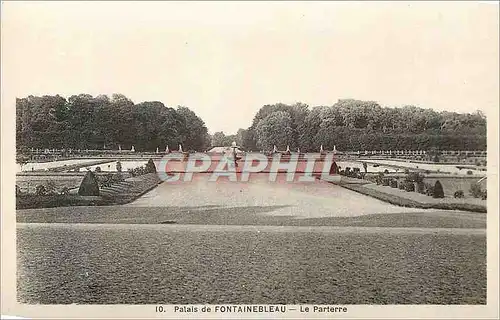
[433,180,444,198]
[454,190,464,198]
[417,182,425,194]
[116,161,122,172]
[406,172,424,183]
[390,179,398,188]
[424,183,434,196]
[78,171,100,196]
[329,162,339,175]
[467,170,473,175]
[398,182,405,190]
[469,183,483,198]
[404,181,415,192]
[95,166,102,172]
[382,178,390,186]
[146,158,157,173]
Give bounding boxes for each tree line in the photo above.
[17,95,486,152]
[16,94,210,152]
[220,100,486,152]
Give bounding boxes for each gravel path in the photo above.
[126,173,452,218]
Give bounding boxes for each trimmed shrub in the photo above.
[398,182,405,190]
[404,181,415,192]
[382,178,390,186]
[35,185,47,196]
[78,171,100,196]
[384,169,389,174]
[417,182,425,194]
[406,172,424,183]
[95,166,102,172]
[404,168,410,174]
[433,180,444,198]
[390,179,398,188]
[454,190,464,198]
[146,158,157,173]
[469,183,483,198]
[116,161,122,172]
[45,180,57,195]
[424,183,434,196]
[329,162,339,175]
[467,170,473,175]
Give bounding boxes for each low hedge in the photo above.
[16,195,107,209]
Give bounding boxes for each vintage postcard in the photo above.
[1,1,498,319]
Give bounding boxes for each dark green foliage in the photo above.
[469,183,483,198]
[17,95,486,152]
[404,181,415,192]
[78,171,100,196]
[128,165,149,177]
[390,179,398,188]
[398,182,405,190]
[467,170,473,175]
[481,191,487,200]
[454,190,464,198]
[35,185,47,195]
[95,166,102,172]
[406,172,424,183]
[424,183,434,196]
[146,159,157,173]
[329,162,339,175]
[116,161,122,172]
[16,94,209,152]
[433,180,444,198]
[45,180,57,195]
[382,178,390,186]
[362,162,368,173]
[98,173,124,188]
[417,182,425,194]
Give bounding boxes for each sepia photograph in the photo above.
[1,1,499,319]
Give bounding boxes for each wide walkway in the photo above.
[128,173,439,218]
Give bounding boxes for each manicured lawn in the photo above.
[17,224,486,304]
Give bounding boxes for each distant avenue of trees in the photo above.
[16,94,210,152]
[17,95,486,152]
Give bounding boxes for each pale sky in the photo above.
[2,1,499,133]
